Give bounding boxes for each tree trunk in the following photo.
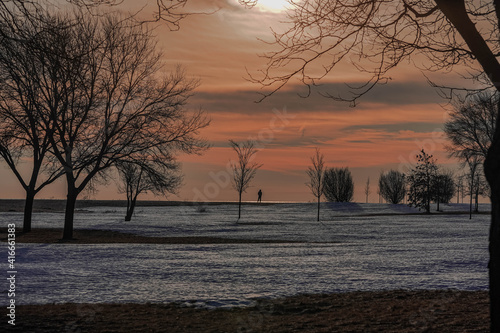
[425,190,430,214]
[485,172,500,332]
[475,188,480,213]
[484,99,500,332]
[238,191,242,220]
[470,179,474,220]
[23,190,35,233]
[125,198,137,221]
[317,195,320,222]
[489,198,500,333]
[63,181,78,240]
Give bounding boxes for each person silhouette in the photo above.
[257,189,262,203]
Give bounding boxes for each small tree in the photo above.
[379,170,406,204]
[364,177,371,203]
[229,140,262,220]
[432,171,456,211]
[117,160,182,221]
[322,167,354,203]
[473,172,489,213]
[306,148,325,221]
[456,173,466,204]
[463,155,490,218]
[407,150,438,213]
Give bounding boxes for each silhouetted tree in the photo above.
[445,92,496,216]
[445,92,497,163]
[0,9,66,232]
[323,167,354,203]
[432,171,455,211]
[472,171,489,213]
[364,177,371,203]
[7,9,209,240]
[407,150,438,214]
[456,173,466,204]
[379,170,406,204]
[306,148,325,221]
[462,154,491,218]
[229,140,262,220]
[117,159,182,222]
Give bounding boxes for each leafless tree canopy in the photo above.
[445,92,498,162]
[322,167,354,203]
[230,139,262,220]
[230,140,262,195]
[246,0,500,102]
[306,148,325,220]
[117,158,182,221]
[0,7,209,239]
[306,148,325,199]
[0,3,69,231]
[379,170,406,204]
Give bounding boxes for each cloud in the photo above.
[208,131,332,149]
[318,81,444,105]
[190,81,447,116]
[347,140,374,144]
[342,122,444,134]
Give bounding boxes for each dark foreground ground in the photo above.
[3,290,489,333]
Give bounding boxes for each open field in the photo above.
[1,201,492,331]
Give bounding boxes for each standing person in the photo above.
[257,189,262,203]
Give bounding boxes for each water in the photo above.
[1,203,490,307]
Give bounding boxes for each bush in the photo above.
[323,167,354,202]
[379,170,406,204]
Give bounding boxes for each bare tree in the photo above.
[323,167,354,203]
[445,92,497,162]
[407,150,438,214]
[456,173,466,204]
[472,170,490,213]
[0,6,71,232]
[306,148,325,221]
[11,9,208,239]
[117,159,182,222]
[432,171,455,211]
[466,154,482,219]
[364,177,371,204]
[379,170,406,204]
[229,140,262,221]
[445,92,496,215]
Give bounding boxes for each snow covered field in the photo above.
[1,203,491,307]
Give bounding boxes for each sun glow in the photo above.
[256,0,290,12]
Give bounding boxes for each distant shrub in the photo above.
[196,205,207,213]
[322,167,354,202]
[379,170,406,204]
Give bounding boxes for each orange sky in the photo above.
[0,1,480,203]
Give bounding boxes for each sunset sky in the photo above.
[0,0,479,203]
